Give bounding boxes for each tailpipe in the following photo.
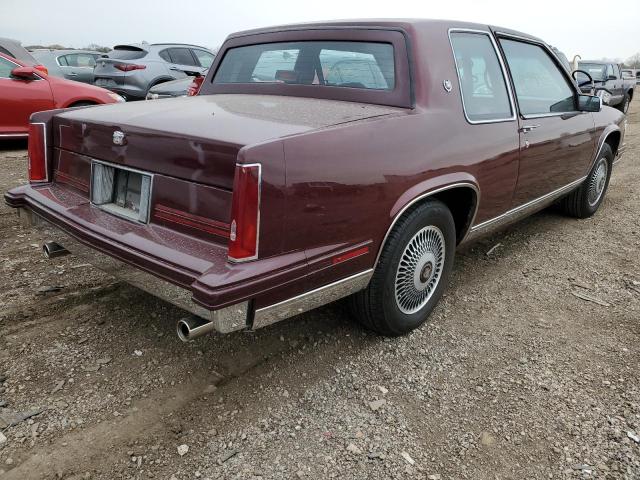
[43,241,70,259]
[177,315,216,342]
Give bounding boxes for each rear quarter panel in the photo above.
[279,20,520,292]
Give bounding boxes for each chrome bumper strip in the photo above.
[253,269,374,329]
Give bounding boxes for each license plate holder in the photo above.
[91,161,152,223]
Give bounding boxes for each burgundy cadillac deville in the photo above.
[5,20,626,341]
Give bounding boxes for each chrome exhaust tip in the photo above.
[43,241,70,259]
[177,316,216,342]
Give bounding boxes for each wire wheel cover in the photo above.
[587,158,608,207]
[394,226,445,314]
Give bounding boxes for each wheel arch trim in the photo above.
[592,125,621,170]
[374,180,481,269]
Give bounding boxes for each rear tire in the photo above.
[351,199,456,336]
[560,143,613,218]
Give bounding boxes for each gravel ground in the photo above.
[0,100,639,480]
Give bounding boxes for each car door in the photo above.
[165,48,204,76]
[57,53,96,83]
[0,56,54,135]
[612,64,625,102]
[498,37,596,206]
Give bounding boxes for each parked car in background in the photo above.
[577,60,635,113]
[93,43,216,100]
[0,37,48,74]
[6,20,625,342]
[31,49,103,84]
[621,68,640,85]
[146,69,208,99]
[0,52,123,138]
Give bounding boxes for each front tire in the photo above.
[618,93,630,114]
[351,199,456,336]
[560,143,613,218]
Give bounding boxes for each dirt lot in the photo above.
[0,102,639,480]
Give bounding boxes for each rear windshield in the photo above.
[107,47,147,60]
[214,41,395,90]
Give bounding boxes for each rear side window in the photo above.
[214,41,395,90]
[500,39,576,116]
[450,32,513,122]
[108,47,147,60]
[167,48,197,66]
[192,49,215,68]
[58,53,96,68]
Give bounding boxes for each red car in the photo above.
[0,52,123,139]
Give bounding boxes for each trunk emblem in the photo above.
[112,131,126,146]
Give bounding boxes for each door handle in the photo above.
[68,72,78,76]
[519,124,540,133]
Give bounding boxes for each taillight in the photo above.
[34,65,48,75]
[228,163,261,262]
[187,76,204,96]
[28,123,48,182]
[114,63,147,72]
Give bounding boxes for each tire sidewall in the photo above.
[582,144,613,216]
[619,94,629,114]
[379,202,456,335]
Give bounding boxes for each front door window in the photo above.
[500,39,577,116]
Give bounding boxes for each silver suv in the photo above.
[93,43,215,100]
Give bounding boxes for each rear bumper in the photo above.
[17,208,249,333]
[5,184,373,334]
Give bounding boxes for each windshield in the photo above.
[578,63,606,82]
[214,41,395,90]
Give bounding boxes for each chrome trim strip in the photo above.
[589,130,621,172]
[0,133,28,137]
[19,209,249,333]
[521,112,585,119]
[448,28,517,124]
[252,269,374,329]
[465,175,586,241]
[375,182,480,268]
[228,162,262,263]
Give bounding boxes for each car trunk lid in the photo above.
[53,94,402,190]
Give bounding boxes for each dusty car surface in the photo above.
[5,20,626,340]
